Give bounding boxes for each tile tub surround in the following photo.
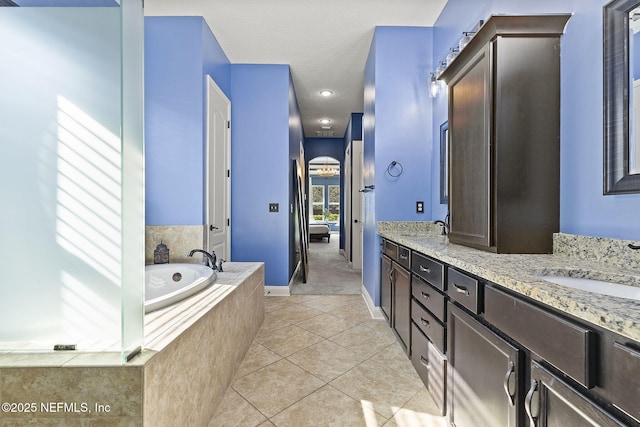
[145,225,206,265]
[0,262,264,426]
[378,226,640,342]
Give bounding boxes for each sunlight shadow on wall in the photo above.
[56,95,122,348]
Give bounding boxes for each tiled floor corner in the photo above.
[210,294,447,426]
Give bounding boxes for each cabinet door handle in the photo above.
[525,379,539,427]
[454,284,470,296]
[420,318,430,328]
[420,355,430,369]
[420,291,431,300]
[400,254,408,260]
[419,265,431,273]
[503,361,516,407]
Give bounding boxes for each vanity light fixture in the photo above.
[320,90,334,97]
[429,72,439,98]
[446,47,459,67]
[458,32,475,51]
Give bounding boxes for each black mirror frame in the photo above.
[440,121,449,204]
[604,0,640,194]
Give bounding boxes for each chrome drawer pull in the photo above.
[420,318,430,328]
[419,265,431,273]
[503,361,516,407]
[400,254,408,260]
[454,284,470,296]
[525,379,539,427]
[420,355,430,369]
[421,291,431,300]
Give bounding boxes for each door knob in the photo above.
[354,219,358,223]
[210,225,219,231]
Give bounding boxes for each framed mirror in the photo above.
[440,121,449,204]
[604,0,640,194]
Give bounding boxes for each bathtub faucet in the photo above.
[188,249,218,271]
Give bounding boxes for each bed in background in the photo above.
[309,222,331,242]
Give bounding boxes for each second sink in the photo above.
[537,275,640,301]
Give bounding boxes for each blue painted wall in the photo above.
[433,0,640,241]
[145,17,231,226]
[363,26,434,304]
[230,64,295,287]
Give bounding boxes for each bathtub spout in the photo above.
[188,249,218,270]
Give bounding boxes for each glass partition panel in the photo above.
[0,1,144,362]
[120,0,145,361]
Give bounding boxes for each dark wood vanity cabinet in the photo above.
[380,239,411,354]
[448,302,522,427]
[440,15,570,253]
[409,253,448,415]
[527,362,626,427]
[380,253,392,323]
[379,237,640,426]
[393,263,411,353]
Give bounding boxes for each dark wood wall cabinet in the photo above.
[439,15,571,253]
[379,236,640,427]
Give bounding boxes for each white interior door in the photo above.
[206,75,231,261]
[344,143,352,263]
[352,140,363,271]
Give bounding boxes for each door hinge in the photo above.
[227,120,230,129]
[227,218,230,226]
[227,169,230,178]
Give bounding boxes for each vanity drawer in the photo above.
[383,240,398,261]
[411,252,444,291]
[412,275,446,322]
[447,268,482,314]
[411,325,447,416]
[412,299,446,354]
[397,246,411,270]
[608,341,640,420]
[485,285,596,388]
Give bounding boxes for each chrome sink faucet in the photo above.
[629,243,640,250]
[434,213,451,236]
[188,249,218,271]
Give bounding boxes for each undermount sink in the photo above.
[537,274,640,301]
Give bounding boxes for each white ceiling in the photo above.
[144,0,447,138]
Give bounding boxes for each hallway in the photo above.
[291,233,362,295]
[210,294,447,426]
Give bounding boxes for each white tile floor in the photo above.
[210,294,448,426]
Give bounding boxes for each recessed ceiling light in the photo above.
[320,90,334,97]
[320,119,331,125]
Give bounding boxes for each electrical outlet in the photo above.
[269,203,279,213]
[416,201,424,213]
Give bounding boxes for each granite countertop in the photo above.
[378,225,640,343]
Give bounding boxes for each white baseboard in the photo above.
[264,285,290,296]
[361,285,384,320]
